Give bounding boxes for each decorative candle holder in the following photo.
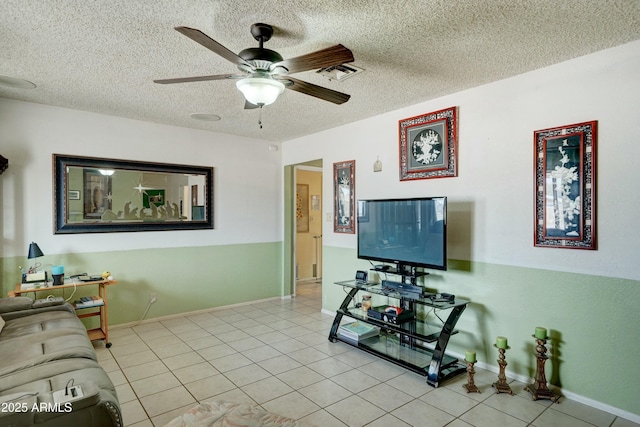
[462,360,480,393]
[491,344,513,395]
[525,335,560,402]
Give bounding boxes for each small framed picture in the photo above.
[68,190,80,200]
[143,189,165,208]
[534,120,597,249]
[399,106,458,181]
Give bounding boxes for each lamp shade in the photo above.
[236,77,285,106]
[28,242,44,259]
[0,154,8,175]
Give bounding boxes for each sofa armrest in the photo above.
[0,391,39,426]
[0,385,122,427]
[0,297,75,321]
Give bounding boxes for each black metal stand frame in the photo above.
[329,282,467,387]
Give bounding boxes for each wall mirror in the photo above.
[53,154,213,234]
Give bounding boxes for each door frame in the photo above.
[293,165,322,296]
[284,162,322,298]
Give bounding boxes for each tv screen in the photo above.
[357,197,447,271]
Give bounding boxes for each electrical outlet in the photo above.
[150,293,157,304]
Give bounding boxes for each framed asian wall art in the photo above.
[534,120,597,249]
[333,160,355,234]
[399,106,458,181]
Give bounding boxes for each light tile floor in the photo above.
[95,282,639,427]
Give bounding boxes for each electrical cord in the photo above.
[65,378,74,396]
[129,300,154,327]
[64,281,77,302]
[139,301,152,322]
[432,308,445,325]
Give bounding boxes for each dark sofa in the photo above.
[0,296,122,427]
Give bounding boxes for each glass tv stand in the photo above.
[328,279,469,387]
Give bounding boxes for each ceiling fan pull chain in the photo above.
[258,105,263,129]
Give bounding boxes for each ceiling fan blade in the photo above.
[154,74,242,84]
[273,44,354,75]
[175,26,253,69]
[244,100,259,109]
[281,77,350,104]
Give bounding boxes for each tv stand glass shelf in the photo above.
[328,279,469,387]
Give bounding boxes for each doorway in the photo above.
[294,165,322,296]
[284,160,323,298]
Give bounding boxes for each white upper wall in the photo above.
[0,101,282,257]
[282,40,640,280]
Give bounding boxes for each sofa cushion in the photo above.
[0,300,76,321]
[0,358,116,397]
[0,310,86,340]
[0,328,96,377]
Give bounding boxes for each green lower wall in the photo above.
[322,246,640,417]
[1,242,283,325]
[4,241,638,416]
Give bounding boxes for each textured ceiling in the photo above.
[1,1,639,142]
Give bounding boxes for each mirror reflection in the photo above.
[54,155,213,234]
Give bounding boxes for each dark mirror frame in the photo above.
[53,154,214,234]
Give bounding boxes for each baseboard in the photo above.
[449,351,640,424]
[111,295,283,329]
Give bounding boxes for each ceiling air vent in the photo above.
[317,64,364,82]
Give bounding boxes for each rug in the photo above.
[163,400,317,427]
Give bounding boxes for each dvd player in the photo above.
[367,305,415,324]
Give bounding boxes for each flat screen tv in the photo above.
[357,197,447,271]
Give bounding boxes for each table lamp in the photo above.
[26,242,47,282]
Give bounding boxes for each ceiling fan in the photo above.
[154,23,354,108]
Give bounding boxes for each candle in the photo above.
[496,336,508,349]
[465,350,476,363]
[534,327,547,339]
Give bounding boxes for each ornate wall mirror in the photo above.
[53,154,213,234]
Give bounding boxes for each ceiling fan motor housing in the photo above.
[238,47,283,71]
[238,23,285,72]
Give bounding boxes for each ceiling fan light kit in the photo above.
[154,23,354,109]
[0,75,37,89]
[236,75,285,106]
